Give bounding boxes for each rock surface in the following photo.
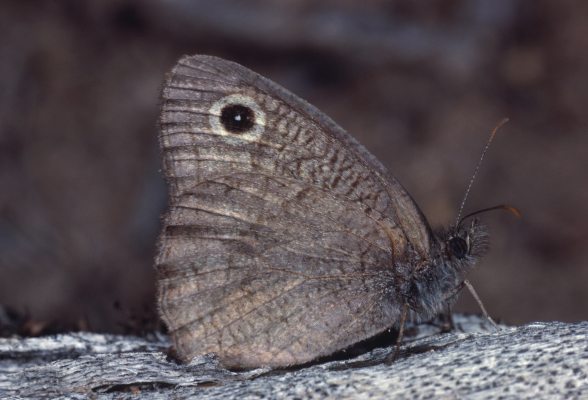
[1,315,586,399]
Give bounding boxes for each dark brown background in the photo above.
[1,0,586,334]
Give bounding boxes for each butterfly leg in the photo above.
[384,303,409,364]
[435,281,470,332]
[463,279,500,330]
[434,304,455,333]
[443,280,499,330]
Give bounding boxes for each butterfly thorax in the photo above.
[401,219,489,320]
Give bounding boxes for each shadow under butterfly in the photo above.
[155,55,517,370]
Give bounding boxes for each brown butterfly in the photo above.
[155,55,492,369]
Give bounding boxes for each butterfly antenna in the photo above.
[458,204,522,226]
[455,118,510,227]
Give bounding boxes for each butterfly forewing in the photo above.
[156,55,433,368]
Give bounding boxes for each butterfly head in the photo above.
[443,218,489,264]
[441,204,519,269]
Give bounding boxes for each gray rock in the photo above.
[1,315,586,399]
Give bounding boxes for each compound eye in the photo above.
[448,237,468,259]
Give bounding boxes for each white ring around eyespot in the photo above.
[208,94,266,141]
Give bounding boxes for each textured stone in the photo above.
[1,315,586,399]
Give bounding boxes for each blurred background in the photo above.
[1,0,587,335]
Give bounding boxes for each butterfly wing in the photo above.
[156,55,433,368]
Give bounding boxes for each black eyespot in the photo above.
[448,237,468,259]
[220,104,255,133]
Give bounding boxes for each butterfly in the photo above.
[155,55,492,369]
